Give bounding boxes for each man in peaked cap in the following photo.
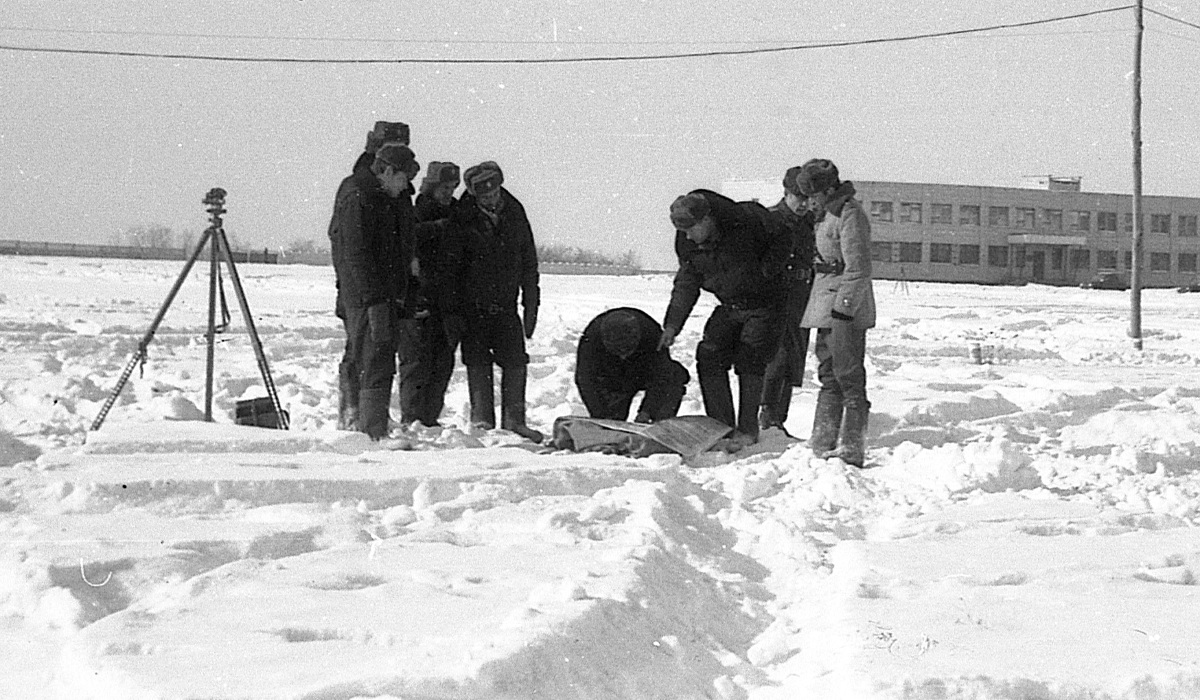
[575,307,690,423]
[759,165,817,435]
[659,188,791,451]
[395,161,465,427]
[444,160,543,442]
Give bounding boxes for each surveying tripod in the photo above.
[90,188,288,431]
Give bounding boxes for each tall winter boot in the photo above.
[357,387,392,441]
[824,402,870,467]
[699,370,736,431]
[759,385,793,432]
[337,362,360,431]
[500,364,544,443]
[736,374,765,444]
[808,389,843,455]
[466,364,496,429]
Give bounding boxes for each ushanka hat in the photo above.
[374,143,420,179]
[600,310,641,357]
[364,121,410,153]
[420,162,461,195]
[669,193,710,230]
[464,161,504,196]
[795,159,840,196]
[783,165,806,196]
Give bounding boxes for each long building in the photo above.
[722,176,1200,288]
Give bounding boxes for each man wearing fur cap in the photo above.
[575,307,690,423]
[760,165,817,434]
[660,189,790,451]
[446,161,543,442]
[797,158,875,467]
[327,141,420,440]
[395,161,465,427]
[330,121,411,432]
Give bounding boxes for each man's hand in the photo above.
[522,305,538,339]
[442,314,466,348]
[831,310,853,322]
[657,325,678,350]
[367,303,392,343]
[633,411,652,424]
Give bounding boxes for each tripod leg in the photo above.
[90,227,215,431]
[214,228,289,429]
[205,226,220,421]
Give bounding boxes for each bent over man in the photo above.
[797,158,876,467]
[659,189,789,450]
[575,307,690,423]
[327,142,419,439]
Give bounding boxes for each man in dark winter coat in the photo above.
[575,307,690,422]
[331,121,410,431]
[447,161,543,442]
[396,161,466,427]
[659,189,790,450]
[327,141,420,439]
[797,158,876,467]
[760,166,817,433]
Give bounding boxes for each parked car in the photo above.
[1080,272,1128,291]
[1177,281,1200,294]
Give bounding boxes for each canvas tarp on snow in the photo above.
[551,415,732,459]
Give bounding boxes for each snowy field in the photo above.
[4,255,1200,699]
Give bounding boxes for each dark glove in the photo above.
[634,411,652,424]
[831,310,853,322]
[442,314,466,349]
[367,303,392,343]
[657,326,678,350]
[523,305,538,339]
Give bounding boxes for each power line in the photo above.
[1146,6,1200,31]
[0,5,1134,65]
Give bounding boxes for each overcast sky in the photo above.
[2,1,1198,269]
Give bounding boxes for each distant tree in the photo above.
[535,243,641,270]
[112,224,177,249]
[284,238,326,255]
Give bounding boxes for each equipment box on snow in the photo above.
[235,397,288,430]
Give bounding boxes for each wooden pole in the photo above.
[1129,0,1144,350]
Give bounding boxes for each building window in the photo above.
[1123,213,1144,233]
[1123,251,1143,270]
[871,241,892,262]
[1151,252,1171,271]
[1069,210,1091,231]
[870,201,893,222]
[1071,249,1091,270]
[959,244,980,265]
[1180,215,1198,237]
[1015,208,1036,229]
[899,202,923,224]
[1013,246,1026,269]
[930,243,952,263]
[1097,212,1118,232]
[1050,247,1064,270]
[898,242,922,263]
[1042,209,1063,231]
[960,205,981,226]
[988,245,1009,267]
[930,204,952,225]
[1150,214,1172,234]
[988,206,1009,227]
[1097,250,1118,269]
[1180,252,1197,272]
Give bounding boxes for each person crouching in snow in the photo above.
[447,161,543,443]
[575,307,690,423]
[658,190,790,451]
[796,158,875,467]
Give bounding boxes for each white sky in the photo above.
[2,0,1199,268]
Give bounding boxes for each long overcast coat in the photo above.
[801,183,876,329]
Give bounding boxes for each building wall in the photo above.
[721,178,1200,288]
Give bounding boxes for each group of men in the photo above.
[573,158,875,465]
[327,122,874,466]
[328,120,543,444]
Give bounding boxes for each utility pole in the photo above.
[1129,0,1144,350]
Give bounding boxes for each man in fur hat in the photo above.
[445,161,543,442]
[575,307,690,422]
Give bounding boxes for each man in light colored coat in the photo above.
[797,158,875,467]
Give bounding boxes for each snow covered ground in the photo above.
[4,254,1200,699]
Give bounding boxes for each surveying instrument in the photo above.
[90,188,288,431]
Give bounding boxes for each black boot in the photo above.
[357,387,392,441]
[759,385,793,432]
[808,389,843,455]
[825,401,870,467]
[736,374,764,443]
[699,370,735,430]
[466,364,496,429]
[337,361,360,430]
[500,364,544,443]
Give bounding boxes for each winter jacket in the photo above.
[448,188,539,316]
[663,189,790,333]
[410,193,460,315]
[800,182,876,329]
[327,155,414,311]
[575,307,684,410]
[767,198,816,283]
